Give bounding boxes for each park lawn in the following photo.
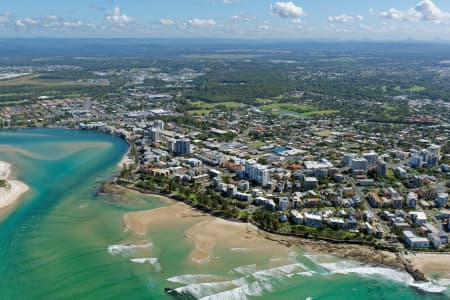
[190,101,242,109]
[217,101,242,108]
[387,169,395,179]
[260,102,315,112]
[394,85,426,92]
[251,141,266,147]
[304,110,338,117]
[408,85,426,92]
[316,130,332,137]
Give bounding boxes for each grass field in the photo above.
[394,85,426,92]
[304,110,337,117]
[260,102,337,118]
[407,85,426,92]
[254,98,273,105]
[315,130,332,137]
[0,74,107,87]
[250,141,266,147]
[260,103,315,112]
[190,101,242,109]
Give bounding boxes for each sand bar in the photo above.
[0,161,29,211]
[123,198,292,264]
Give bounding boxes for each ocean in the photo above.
[0,128,448,300]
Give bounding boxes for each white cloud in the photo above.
[160,18,176,26]
[105,6,134,25]
[230,14,254,22]
[270,2,305,19]
[63,21,83,28]
[327,14,354,23]
[258,24,271,31]
[0,12,12,26]
[291,18,303,29]
[15,18,39,28]
[356,15,364,22]
[224,0,240,3]
[187,18,216,28]
[380,0,450,23]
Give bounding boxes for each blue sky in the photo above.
[1,0,450,39]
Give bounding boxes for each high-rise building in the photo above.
[148,128,162,143]
[363,152,378,166]
[427,155,439,168]
[376,159,387,177]
[343,153,355,167]
[351,158,368,171]
[428,144,441,157]
[153,120,164,131]
[410,155,423,168]
[175,139,191,155]
[245,160,270,186]
[167,138,176,153]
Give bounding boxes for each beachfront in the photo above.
[120,188,450,286]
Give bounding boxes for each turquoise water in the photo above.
[0,128,448,300]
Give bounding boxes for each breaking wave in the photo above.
[168,274,228,285]
[170,262,310,300]
[107,242,153,257]
[318,260,448,294]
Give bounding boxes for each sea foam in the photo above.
[130,257,161,271]
[107,242,153,257]
[168,274,227,285]
[318,260,449,294]
[198,279,273,300]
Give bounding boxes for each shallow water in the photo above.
[0,128,448,300]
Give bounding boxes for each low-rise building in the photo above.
[304,212,322,228]
[435,193,449,208]
[290,210,304,224]
[409,211,427,225]
[407,192,418,209]
[303,177,319,190]
[403,231,430,249]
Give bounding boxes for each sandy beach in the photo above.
[123,198,291,264]
[117,150,133,168]
[407,253,450,278]
[0,161,29,212]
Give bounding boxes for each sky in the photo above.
[1,0,450,40]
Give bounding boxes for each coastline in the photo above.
[122,196,294,266]
[406,252,450,278]
[115,183,447,283]
[0,161,29,213]
[117,149,133,168]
